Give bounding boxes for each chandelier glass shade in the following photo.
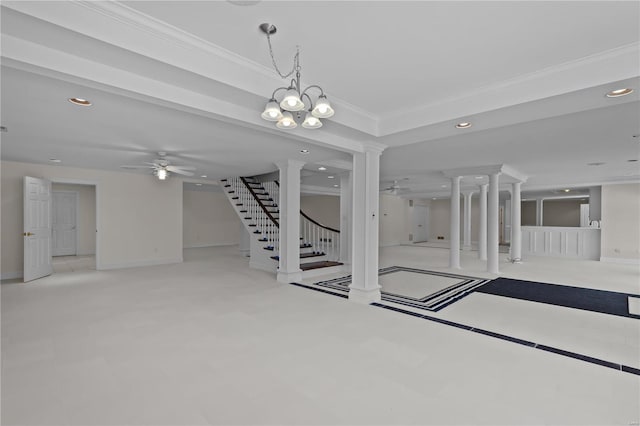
[259,23,334,130]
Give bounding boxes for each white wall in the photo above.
[2,161,183,278]
[52,183,96,255]
[379,194,409,246]
[300,195,340,230]
[601,183,640,263]
[429,199,451,241]
[183,188,241,248]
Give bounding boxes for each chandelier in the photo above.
[259,23,334,130]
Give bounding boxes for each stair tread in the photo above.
[300,261,344,271]
[264,244,311,251]
[271,252,326,261]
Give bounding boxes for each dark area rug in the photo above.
[475,278,640,319]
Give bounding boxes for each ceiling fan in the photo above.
[380,180,409,194]
[121,152,195,180]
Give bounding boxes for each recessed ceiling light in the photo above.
[605,88,633,98]
[195,183,203,186]
[200,175,207,178]
[441,184,447,188]
[300,149,310,154]
[432,197,437,200]
[587,162,605,166]
[68,97,92,106]
[475,176,483,179]
[318,166,327,171]
[327,175,335,179]
[456,122,472,129]
[49,158,62,163]
[333,184,339,187]
[563,189,570,192]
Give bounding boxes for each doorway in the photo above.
[411,205,429,243]
[53,191,78,256]
[51,183,96,273]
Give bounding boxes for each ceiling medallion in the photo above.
[259,23,334,130]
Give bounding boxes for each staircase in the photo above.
[221,177,343,275]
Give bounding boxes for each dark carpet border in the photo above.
[288,282,639,377]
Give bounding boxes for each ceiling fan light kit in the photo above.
[260,23,334,130]
[121,152,196,181]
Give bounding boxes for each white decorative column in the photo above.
[487,173,500,274]
[449,176,461,269]
[339,172,352,265]
[276,159,305,283]
[349,145,385,304]
[463,191,473,250]
[536,199,544,226]
[510,181,523,263]
[478,184,488,261]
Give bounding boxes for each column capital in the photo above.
[362,141,387,155]
[275,159,306,170]
[479,183,488,190]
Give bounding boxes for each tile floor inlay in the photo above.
[313,266,490,311]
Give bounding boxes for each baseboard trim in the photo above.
[600,257,640,265]
[98,257,183,271]
[379,242,401,248]
[1,271,23,280]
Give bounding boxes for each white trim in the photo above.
[1,271,23,280]
[379,241,402,248]
[49,178,100,270]
[599,257,640,265]
[98,257,183,271]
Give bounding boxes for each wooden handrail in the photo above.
[274,180,340,234]
[300,210,340,234]
[240,177,279,227]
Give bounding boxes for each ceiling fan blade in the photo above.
[121,165,155,169]
[168,168,194,176]
[166,165,196,171]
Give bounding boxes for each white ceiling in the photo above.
[1,1,639,198]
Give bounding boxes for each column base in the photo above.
[348,285,382,304]
[277,270,303,283]
[462,245,473,251]
[509,257,523,264]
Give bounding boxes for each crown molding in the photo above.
[378,42,640,136]
[2,1,379,136]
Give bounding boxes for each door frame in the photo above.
[50,178,101,270]
[52,190,79,257]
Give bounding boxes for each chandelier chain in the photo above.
[265,32,299,80]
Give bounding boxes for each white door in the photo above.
[52,191,77,256]
[412,205,428,242]
[23,176,53,282]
